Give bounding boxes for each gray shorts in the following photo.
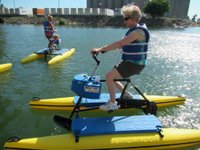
[115,61,145,78]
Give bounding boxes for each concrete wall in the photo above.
[44,8,51,15]
[4,8,10,14]
[15,8,32,16]
[107,0,113,9]
[165,0,190,19]
[85,8,92,15]
[87,0,144,9]
[87,0,190,19]
[57,8,64,15]
[47,8,114,16]
[100,0,106,8]
[0,7,32,16]
[132,0,149,9]
[0,0,190,19]
[0,7,4,14]
[51,8,57,15]
[115,0,123,8]
[87,0,93,8]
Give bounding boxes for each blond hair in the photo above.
[53,34,59,39]
[47,15,53,21]
[122,4,141,21]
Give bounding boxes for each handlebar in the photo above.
[92,55,100,66]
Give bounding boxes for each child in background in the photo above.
[43,15,57,49]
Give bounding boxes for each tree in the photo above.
[143,0,170,19]
[191,14,197,22]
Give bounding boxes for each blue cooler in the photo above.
[71,74,101,99]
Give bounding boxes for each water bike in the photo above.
[20,48,75,65]
[29,55,185,113]
[4,56,200,150]
[4,114,200,150]
[0,63,12,73]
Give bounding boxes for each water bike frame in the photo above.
[54,55,157,131]
[36,48,63,61]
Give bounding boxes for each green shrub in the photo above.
[59,19,65,25]
[143,0,170,19]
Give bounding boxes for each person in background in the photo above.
[48,34,61,53]
[90,4,150,111]
[43,15,57,49]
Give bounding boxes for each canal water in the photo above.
[0,24,200,149]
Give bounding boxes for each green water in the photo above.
[0,24,200,149]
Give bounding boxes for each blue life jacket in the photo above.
[122,24,150,65]
[43,21,53,37]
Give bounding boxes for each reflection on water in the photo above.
[0,24,200,149]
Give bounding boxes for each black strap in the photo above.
[156,126,164,138]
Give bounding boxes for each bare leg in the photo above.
[115,81,124,91]
[115,81,131,96]
[105,68,122,103]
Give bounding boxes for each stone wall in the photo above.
[0,15,198,27]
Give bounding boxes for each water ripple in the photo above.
[1,25,200,150]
